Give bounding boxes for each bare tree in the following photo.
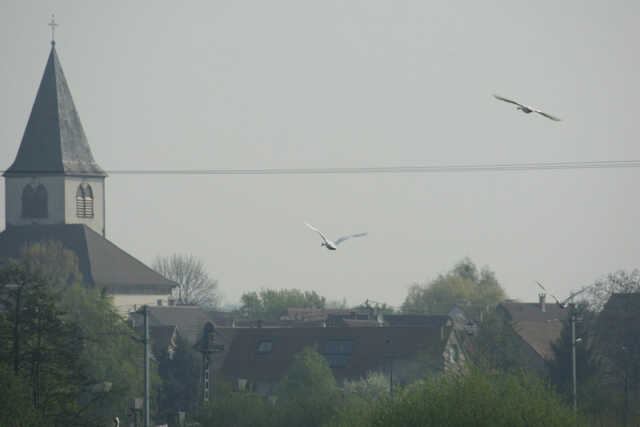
[152,254,220,307]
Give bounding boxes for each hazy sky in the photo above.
[2,1,639,308]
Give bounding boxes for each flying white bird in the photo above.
[304,222,367,251]
[493,94,562,121]
[535,281,586,309]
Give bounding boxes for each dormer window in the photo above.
[76,184,94,218]
[21,184,48,218]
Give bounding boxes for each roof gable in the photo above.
[5,45,106,177]
[499,302,568,360]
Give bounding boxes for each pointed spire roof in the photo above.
[4,44,106,177]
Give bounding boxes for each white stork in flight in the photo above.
[493,94,562,121]
[305,222,367,251]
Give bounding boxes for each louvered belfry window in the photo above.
[76,184,94,218]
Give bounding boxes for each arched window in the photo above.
[34,184,48,218]
[21,184,35,218]
[76,184,94,219]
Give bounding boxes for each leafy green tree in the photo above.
[196,385,274,427]
[343,371,389,400]
[60,283,156,423]
[0,363,48,426]
[0,241,159,426]
[548,304,601,402]
[331,368,580,427]
[402,258,506,314]
[593,292,640,426]
[0,256,91,425]
[156,333,202,421]
[473,309,524,372]
[276,346,341,427]
[238,289,326,321]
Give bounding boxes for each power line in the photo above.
[2,160,640,176]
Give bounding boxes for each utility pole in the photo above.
[143,305,150,427]
[195,322,224,406]
[571,310,577,413]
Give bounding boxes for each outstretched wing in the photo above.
[562,288,586,305]
[304,222,330,245]
[534,110,562,121]
[493,94,525,108]
[334,232,368,246]
[535,281,548,293]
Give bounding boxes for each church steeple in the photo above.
[4,41,107,236]
[4,44,106,177]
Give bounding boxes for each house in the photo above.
[0,41,176,314]
[495,294,568,374]
[221,318,466,395]
[128,304,234,344]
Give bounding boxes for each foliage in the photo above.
[581,269,640,312]
[402,258,506,314]
[0,363,48,426]
[343,371,390,400]
[275,347,341,427]
[196,388,274,427]
[18,240,84,288]
[60,283,157,424]
[153,253,220,307]
[156,333,202,422]
[0,242,159,426]
[473,308,525,372]
[547,303,601,401]
[330,368,580,427]
[238,288,326,321]
[195,347,341,427]
[0,255,93,425]
[592,291,640,425]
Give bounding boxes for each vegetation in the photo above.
[153,253,220,307]
[196,348,578,427]
[402,258,506,314]
[581,268,640,312]
[332,368,579,427]
[238,288,326,321]
[0,242,157,426]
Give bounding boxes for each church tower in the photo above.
[3,41,107,236]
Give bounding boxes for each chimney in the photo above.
[539,293,546,312]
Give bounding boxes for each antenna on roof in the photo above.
[48,14,58,45]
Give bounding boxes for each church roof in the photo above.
[4,44,106,177]
[0,224,175,292]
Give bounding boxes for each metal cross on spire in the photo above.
[48,14,58,45]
